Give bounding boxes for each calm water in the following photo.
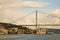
[0,34,60,40]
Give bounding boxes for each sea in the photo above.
[0,34,60,40]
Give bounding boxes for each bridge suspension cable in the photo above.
[11,11,36,23]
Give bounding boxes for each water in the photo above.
[0,34,60,40]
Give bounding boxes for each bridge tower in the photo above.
[36,10,38,30]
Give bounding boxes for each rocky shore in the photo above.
[0,22,36,34]
[0,22,60,34]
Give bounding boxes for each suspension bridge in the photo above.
[1,10,60,29]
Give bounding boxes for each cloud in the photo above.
[0,8,60,29]
[0,9,27,23]
[50,9,60,23]
[0,0,50,9]
[0,0,60,29]
[52,8,60,17]
[22,1,49,7]
[40,8,60,24]
[0,0,22,8]
[52,8,60,24]
[0,8,46,25]
[43,8,60,29]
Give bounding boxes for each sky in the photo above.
[0,0,60,29]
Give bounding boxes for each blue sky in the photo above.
[43,0,60,9]
[23,0,60,8]
[0,0,60,13]
[17,0,60,12]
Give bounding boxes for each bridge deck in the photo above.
[19,24,60,26]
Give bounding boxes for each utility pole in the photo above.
[36,10,38,30]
